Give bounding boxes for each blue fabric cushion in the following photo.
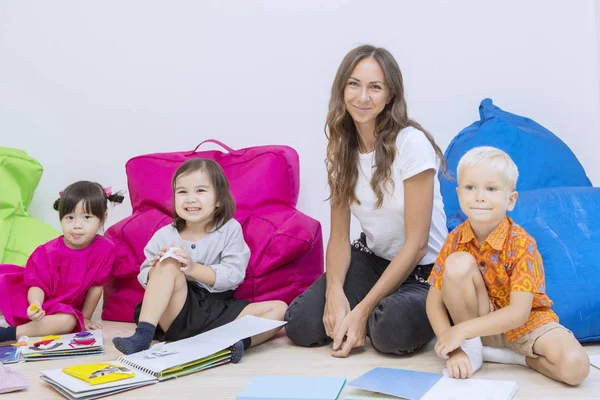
[509,187,600,342]
[441,98,591,230]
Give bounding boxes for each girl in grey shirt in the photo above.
[113,159,287,360]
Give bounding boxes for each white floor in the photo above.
[1,314,599,399]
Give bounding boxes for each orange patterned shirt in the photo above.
[428,216,558,341]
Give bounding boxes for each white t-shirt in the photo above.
[349,126,448,264]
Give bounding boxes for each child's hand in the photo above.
[150,243,174,268]
[172,244,194,274]
[434,325,466,360]
[27,302,45,321]
[84,318,102,330]
[445,348,474,379]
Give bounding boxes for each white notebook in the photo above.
[590,354,600,370]
[40,316,287,399]
[347,367,518,400]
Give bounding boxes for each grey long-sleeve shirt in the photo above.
[137,219,251,292]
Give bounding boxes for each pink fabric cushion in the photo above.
[102,141,323,322]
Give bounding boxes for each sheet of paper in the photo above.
[590,354,600,370]
[421,377,518,400]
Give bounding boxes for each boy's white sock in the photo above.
[442,337,483,377]
[461,337,483,371]
[482,345,527,366]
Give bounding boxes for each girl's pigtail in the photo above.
[53,198,61,211]
[107,191,126,205]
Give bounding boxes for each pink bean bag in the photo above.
[102,140,323,322]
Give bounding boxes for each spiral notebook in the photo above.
[346,367,518,400]
[40,316,286,399]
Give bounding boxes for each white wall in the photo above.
[1,0,599,248]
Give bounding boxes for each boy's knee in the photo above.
[559,349,590,386]
[443,251,477,280]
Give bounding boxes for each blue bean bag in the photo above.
[439,99,598,342]
[510,188,600,342]
[441,98,591,230]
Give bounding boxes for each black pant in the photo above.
[284,243,434,355]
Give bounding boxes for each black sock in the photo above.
[0,326,16,342]
[242,337,251,350]
[112,322,156,355]
[135,322,157,341]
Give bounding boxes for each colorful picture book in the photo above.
[237,376,346,400]
[0,345,23,364]
[346,367,518,400]
[20,330,104,361]
[40,316,286,399]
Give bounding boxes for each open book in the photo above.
[20,330,104,361]
[346,367,518,400]
[40,315,286,400]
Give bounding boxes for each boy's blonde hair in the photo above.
[457,146,519,190]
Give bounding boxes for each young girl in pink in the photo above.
[112,159,287,360]
[0,181,123,342]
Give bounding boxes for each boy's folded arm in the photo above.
[426,286,452,337]
[458,291,533,339]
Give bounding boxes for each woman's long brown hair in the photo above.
[325,45,447,208]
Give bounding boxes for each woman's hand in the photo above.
[331,304,369,358]
[323,286,350,340]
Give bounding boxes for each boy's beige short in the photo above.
[481,302,572,358]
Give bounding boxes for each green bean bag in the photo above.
[0,147,59,265]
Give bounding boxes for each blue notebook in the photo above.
[349,368,441,400]
[237,376,346,400]
[0,345,21,364]
[347,368,518,400]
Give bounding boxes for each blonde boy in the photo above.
[426,146,589,385]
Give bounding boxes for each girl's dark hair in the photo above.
[172,159,236,233]
[53,181,124,220]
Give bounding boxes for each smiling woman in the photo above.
[284,45,449,358]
